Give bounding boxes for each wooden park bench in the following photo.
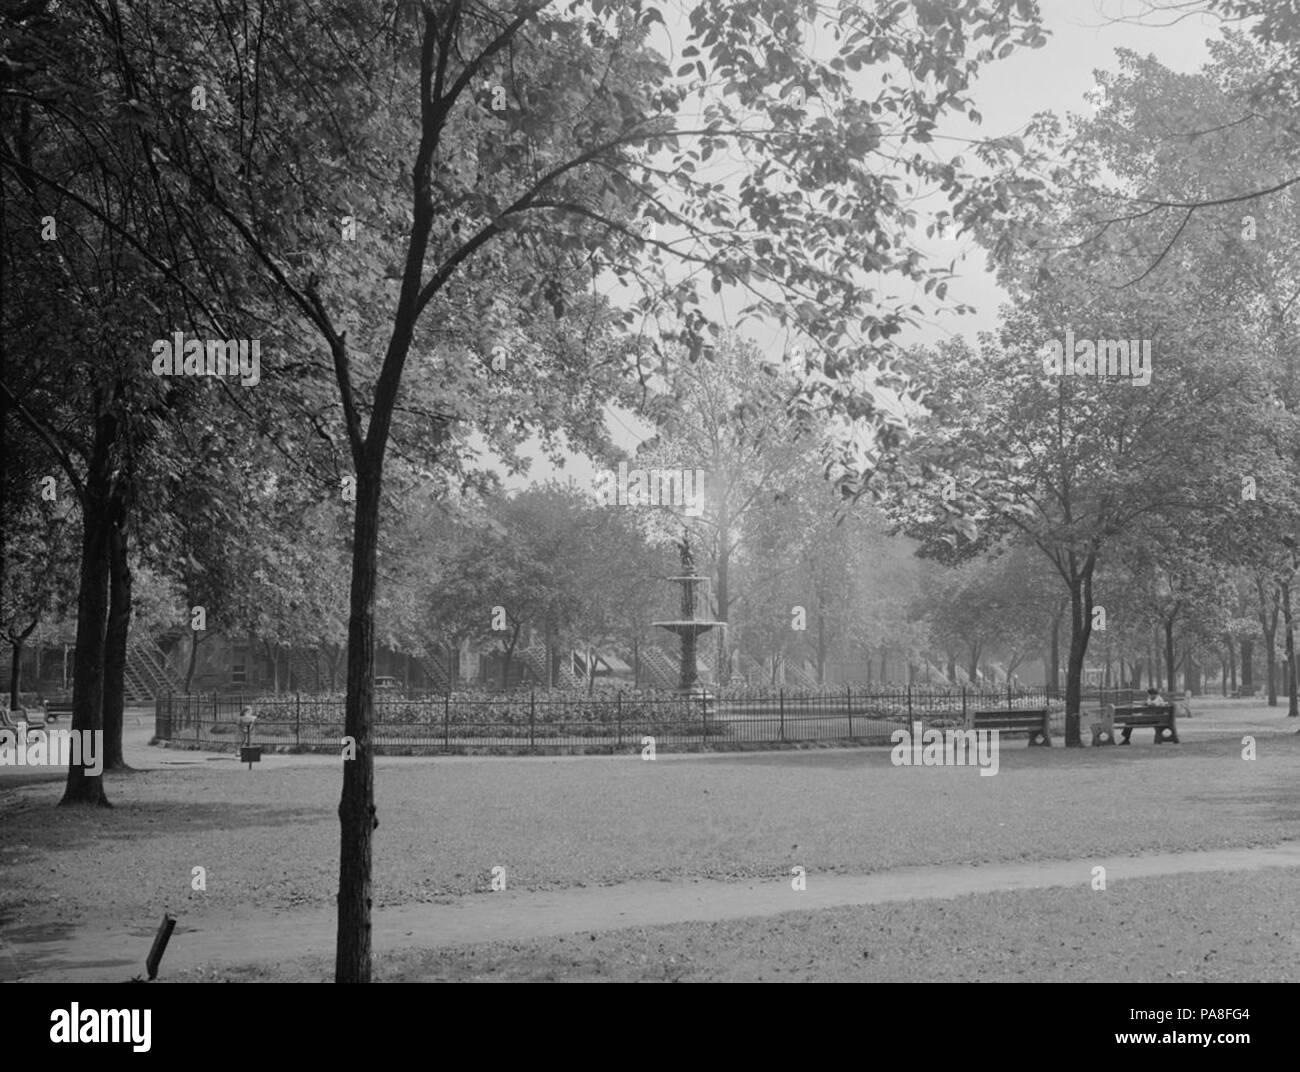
[1091,703,1178,746]
[1232,684,1259,699]
[970,708,1052,746]
[0,705,45,729]
[42,702,73,722]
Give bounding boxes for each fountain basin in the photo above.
[652,620,722,635]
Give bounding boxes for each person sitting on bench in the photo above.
[1121,687,1165,744]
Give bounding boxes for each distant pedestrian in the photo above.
[1121,687,1166,744]
[237,706,257,749]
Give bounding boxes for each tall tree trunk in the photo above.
[61,409,117,807]
[1282,579,1298,717]
[500,622,521,690]
[966,641,981,687]
[815,606,827,686]
[1064,614,1088,746]
[1062,558,1096,747]
[1240,637,1253,691]
[1164,618,1177,695]
[336,458,383,984]
[879,646,887,684]
[1047,609,1061,692]
[183,631,204,694]
[8,621,37,710]
[101,500,131,771]
[1226,635,1236,694]
[716,524,731,682]
[1258,577,1279,707]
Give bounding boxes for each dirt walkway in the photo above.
[6,839,1298,982]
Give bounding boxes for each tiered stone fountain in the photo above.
[652,536,723,692]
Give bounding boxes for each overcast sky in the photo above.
[499,0,1228,492]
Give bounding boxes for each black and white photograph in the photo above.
[1,0,1296,1035]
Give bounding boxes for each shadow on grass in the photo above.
[0,799,328,853]
[713,735,1248,770]
[1185,785,1300,824]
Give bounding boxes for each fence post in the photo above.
[701,690,708,745]
[295,693,301,748]
[617,690,623,748]
[529,691,536,750]
[847,684,853,738]
[907,684,913,721]
[779,688,785,741]
[444,692,450,749]
[962,686,968,728]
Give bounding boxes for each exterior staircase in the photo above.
[638,645,679,689]
[419,649,452,693]
[124,637,183,702]
[287,650,321,692]
[635,644,716,689]
[784,659,818,689]
[516,643,581,688]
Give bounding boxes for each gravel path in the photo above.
[5,841,1298,981]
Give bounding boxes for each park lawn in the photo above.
[173,866,1300,982]
[1,731,1297,939]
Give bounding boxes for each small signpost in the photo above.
[238,706,261,770]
